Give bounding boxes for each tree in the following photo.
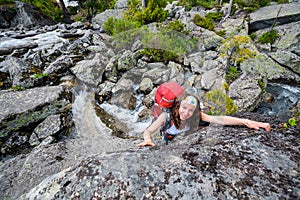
[220,0,233,23]
[58,0,72,23]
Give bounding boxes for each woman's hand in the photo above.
[137,140,155,147]
[246,120,271,132]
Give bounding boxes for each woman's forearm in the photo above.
[210,115,249,126]
[201,112,271,132]
[143,129,152,141]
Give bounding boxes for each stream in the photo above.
[255,83,300,118]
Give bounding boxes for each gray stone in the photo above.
[249,3,300,32]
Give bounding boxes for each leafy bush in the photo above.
[124,0,169,25]
[112,25,197,56]
[178,0,218,10]
[168,20,186,33]
[139,48,180,63]
[103,17,141,36]
[258,29,280,44]
[206,12,223,21]
[205,89,238,115]
[219,35,256,66]
[193,14,214,31]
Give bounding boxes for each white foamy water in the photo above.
[100,99,152,137]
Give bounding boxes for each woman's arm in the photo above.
[137,112,167,146]
[201,112,271,132]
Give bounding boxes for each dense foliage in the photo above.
[205,89,238,115]
[111,25,197,57]
[123,0,169,25]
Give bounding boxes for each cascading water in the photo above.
[99,93,152,138]
[69,85,130,156]
[255,83,300,118]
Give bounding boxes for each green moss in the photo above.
[11,86,25,91]
[225,66,239,84]
[257,79,266,93]
[216,30,226,37]
[205,89,238,115]
[258,29,280,44]
[33,73,48,79]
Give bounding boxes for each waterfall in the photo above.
[69,86,129,157]
[255,83,300,117]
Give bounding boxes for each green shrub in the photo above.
[139,48,180,63]
[288,118,297,126]
[277,0,289,3]
[124,0,169,25]
[206,89,238,115]
[216,30,226,37]
[103,17,141,36]
[258,29,280,44]
[168,20,186,33]
[112,25,197,56]
[219,35,257,66]
[250,33,257,40]
[206,12,223,21]
[193,14,214,31]
[178,0,217,9]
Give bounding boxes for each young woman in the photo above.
[137,93,271,147]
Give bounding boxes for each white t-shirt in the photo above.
[166,124,190,135]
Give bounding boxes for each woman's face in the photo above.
[179,103,196,121]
